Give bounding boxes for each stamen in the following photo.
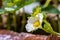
[33,20,40,28]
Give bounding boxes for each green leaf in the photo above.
[41,5,60,14]
[43,20,54,33]
[3,0,34,12]
[43,20,60,36]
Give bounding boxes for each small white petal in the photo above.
[25,23,35,32]
[36,13,43,23]
[27,17,39,23]
[25,13,43,32]
[27,17,35,23]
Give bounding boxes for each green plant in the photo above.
[25,6,60,36]
[25,0,60,36]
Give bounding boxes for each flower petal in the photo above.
[25,23,35,32]
[27,17,39,23]
[25,13,43,32]
[36,13,43,23]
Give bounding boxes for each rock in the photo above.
[19,33,50,40]
[57,36,60,40]
[0,30,60,40]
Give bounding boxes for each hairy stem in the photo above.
[57,14,60,33]
[43,0,51,8]
[20,8,26,32]
[7,13,11,30]
[13,13,17,31]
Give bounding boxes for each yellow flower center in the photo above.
[33,20,40,28]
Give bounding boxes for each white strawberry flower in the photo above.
[25,13,43,32]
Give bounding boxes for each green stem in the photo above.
[57,14,60,33]
[52,31,60,36]
[43,0,51,8]
[13,13,17,31]
[20,1,26,32]
[7,13,11,30]
[20,8,26,32]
